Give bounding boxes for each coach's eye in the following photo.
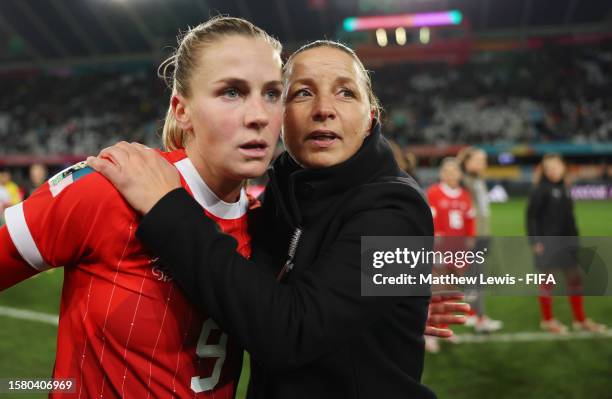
[293,88,312,98]
[338,88,355,98]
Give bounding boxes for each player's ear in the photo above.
[171,94,192,132]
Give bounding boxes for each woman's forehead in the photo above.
[196,36,282,78]
[289,47,360,79]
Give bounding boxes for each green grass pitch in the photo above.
[1,198,611,398]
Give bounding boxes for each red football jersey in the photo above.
[2,149,250,398]
[427,182,476,237]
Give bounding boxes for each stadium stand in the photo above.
[376,42,612,145]
[0,70,164,155]
[2,41,611,156]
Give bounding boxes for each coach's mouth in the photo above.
[305,129,341,149]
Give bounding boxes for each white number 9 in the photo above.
[191,318,228,393]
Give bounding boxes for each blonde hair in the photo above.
[159,16,282,150]
[457,146,486,175]
[282,40,383,123]
[388,140,407,171]
[440,156,460,171]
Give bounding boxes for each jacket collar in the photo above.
[267,121,398,226]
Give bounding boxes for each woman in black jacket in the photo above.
[88,40,462,398]
[527,153,605,334]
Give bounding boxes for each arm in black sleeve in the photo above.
[526,185,544,241]
[567,194,579,236]
[137,188,428,372]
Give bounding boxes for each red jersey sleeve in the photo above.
[3,162,125,273]
[0,226,38,291]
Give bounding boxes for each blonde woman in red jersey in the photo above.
[0,17,283,398]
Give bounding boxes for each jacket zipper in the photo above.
[276,227,303,281]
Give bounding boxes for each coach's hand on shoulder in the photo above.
[425,292,470,338]
[87,141,181,215]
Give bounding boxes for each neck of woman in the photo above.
[186,147,244,203]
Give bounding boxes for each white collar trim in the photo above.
[174,157,248,220]
[440,182,462,199]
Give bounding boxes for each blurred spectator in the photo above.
[602,162,612,181]
[457,147,503,333]
[526,153,606,334]
[388,140,420,182]
[0,184,9,225]
[404,152,420,183]
[388,140,408,171]
[0,167,22,206]
[23,163,48,199]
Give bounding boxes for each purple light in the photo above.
[343,10,463,32]
[413,12,457,27]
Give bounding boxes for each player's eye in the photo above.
[222,87,242,99]
[265,88,281,102]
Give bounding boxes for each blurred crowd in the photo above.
[377,43,612,145]
[0,70,164,156]
[0,163,47,223]
[1,43,611,156]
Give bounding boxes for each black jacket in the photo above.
[137,123,436,398]
[526,178,579,237]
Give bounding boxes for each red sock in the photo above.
[538,283,553,321]
[467,309,476,317]
[538,296,553,321]
[569,296,586,322]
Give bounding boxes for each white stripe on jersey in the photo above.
[77,275,94,399]
[146,283,174,399]
[98,222,135,399]
[174,158,248,220]
[121,269,149,398]
[4,202,49,271]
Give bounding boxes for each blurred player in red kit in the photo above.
[428,157,475,237]
[425,158,476,352]
[0,17,283,398]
